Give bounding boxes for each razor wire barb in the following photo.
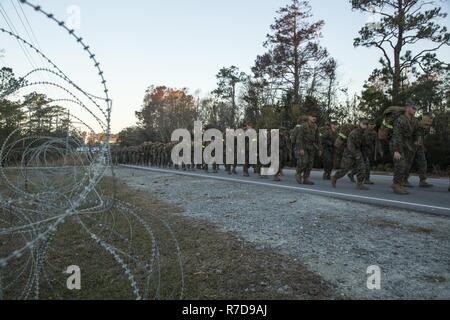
[0,0,184,300]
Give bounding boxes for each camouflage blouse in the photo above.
[346,128,366,159]
[293,123,320,151]
[320,127,337,150]
[391,114,419,154]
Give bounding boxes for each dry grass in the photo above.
[0,171,338,300]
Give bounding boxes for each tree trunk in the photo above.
[231,84,236,126]
[393,0,404,105]
[326,76,333,113]
[292,15,300,110]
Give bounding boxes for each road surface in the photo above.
[121,165,450,216]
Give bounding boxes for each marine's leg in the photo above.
[355,156,369,190]
[331,153,353,188]
[392,151,410,195]
[302,150,315,185]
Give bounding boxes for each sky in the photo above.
[0,0,449,133]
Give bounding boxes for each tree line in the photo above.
[118,0,449,170]
[0,67,84,154]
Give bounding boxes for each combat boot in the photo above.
[273,175,281,182]
[392,183,409,195]
[403,180,414,188]
[364,180,375,185]
[303,177,314,185]
[295,174,303,184]
[419,179,433,188]
[243,166,250,177]
[323,172,331,180]
[356,182,369,190]
[331,176,337,188]
[347,174,355,183]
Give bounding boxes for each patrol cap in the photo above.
[298,115,308,123]
[359,118,369,125]
[405,100,417,109]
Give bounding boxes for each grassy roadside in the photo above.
[0,171,338,300]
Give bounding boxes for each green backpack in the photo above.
[378,106,405,142]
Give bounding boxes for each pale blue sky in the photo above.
[0,0,449,133]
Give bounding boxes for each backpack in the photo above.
[378,106,405,142]
[334,124,356,151]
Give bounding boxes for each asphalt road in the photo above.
[121,165,450,216]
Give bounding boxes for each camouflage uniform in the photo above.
[320,125,337,180]
[290,126,300,167]
[364,129,378,184]
[273,128,290,181]
[390,114,418,188]
[259,130,271,179]
[292,122,320,184]
[334,124,356,170]
[225,136,237,175]
[332,127,368,189]
[406,116,433,187]
[349,127,377,184]
[242,131,252,177]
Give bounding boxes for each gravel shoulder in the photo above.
[112,167,450,300]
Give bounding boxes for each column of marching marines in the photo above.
[111,101,450,194]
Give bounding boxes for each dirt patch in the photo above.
[112,167,450,299]
[407,226,434,234]
[106,178,339,300]
[0,175,338,300]
[369,219,435,235]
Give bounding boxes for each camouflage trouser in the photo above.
[323,148,334,176]
[275,149,288,176]
[350,157,371,181]
[335,153,366,183]
[334,148,345,169]
[296,149,315,178]
[393,150,414,185]
[408,147,427,180]
[243,150,260,175]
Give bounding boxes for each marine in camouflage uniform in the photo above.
[242,124,253,177]
[331,119,370,190]
[404,113,434,188]
[349,120,377,185]
[259,129,271,179]
[225,131,238,175]
[292,114,321,185]
[320,121,338,180]
[390,102,418,195]
[334,123,356,170]
[273,127,290,182]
